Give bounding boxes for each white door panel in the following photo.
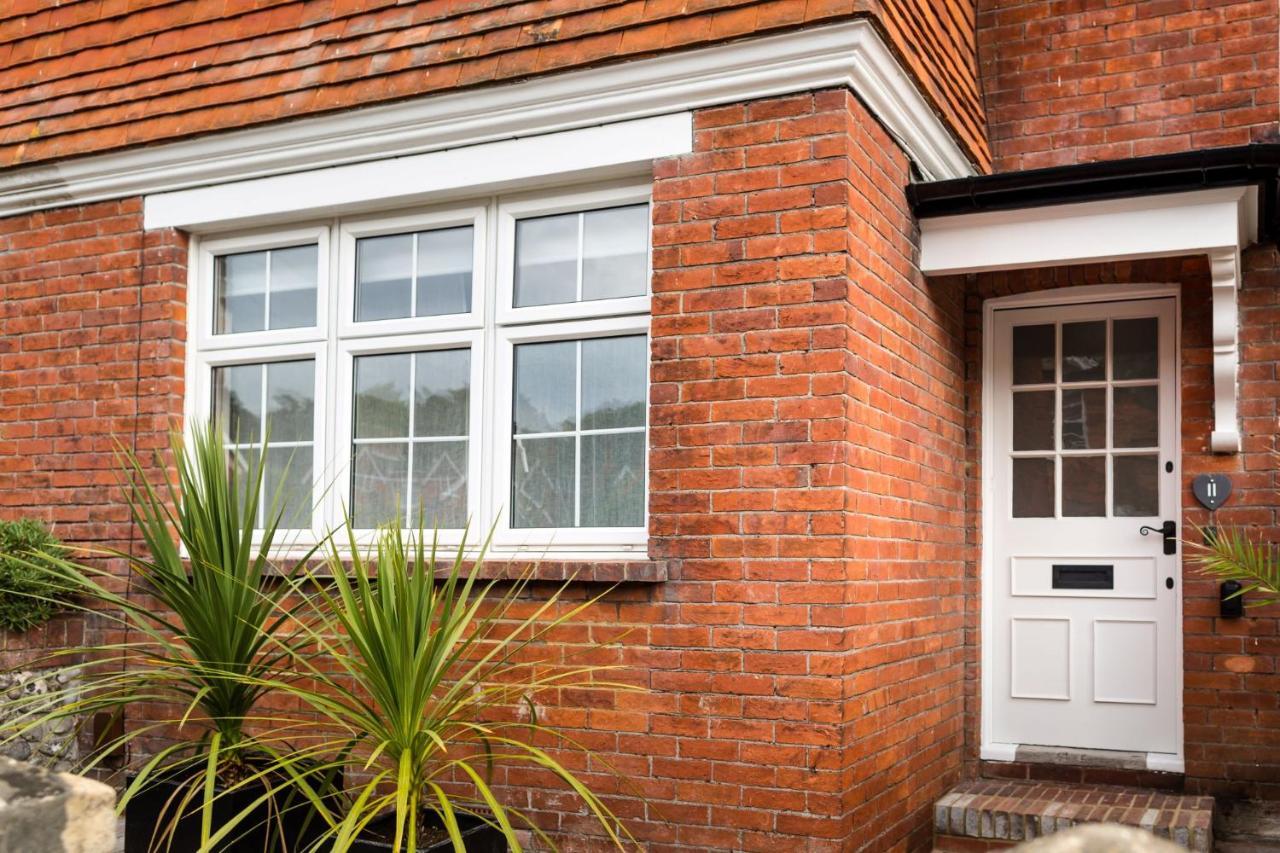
[990,297,1179,756]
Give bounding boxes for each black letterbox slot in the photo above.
[1052,564,1114,590]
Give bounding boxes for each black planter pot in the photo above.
[124,765,342,853]
[347,813,507,853]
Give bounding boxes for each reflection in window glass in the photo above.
[514,204,648,308]
[212,359,316,527]
[355,227,474,322]
[511,335,647,529]
[1012,457,1054,518]
[1114,455,1159,517]
[1062,321,1106,382]
[1113,317,1158,380]
[1062,455,1105,517]
[1012,324,1055,385]
[1113,386,1158,448]
[351,349,470,529]
[215,245,318,334]
[1061,388,1106,450]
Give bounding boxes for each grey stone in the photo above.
[0,756,116,853]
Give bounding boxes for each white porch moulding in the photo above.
[0,20,975,221]
[918,186,1260,453]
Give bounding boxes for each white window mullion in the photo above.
[405,353,418,529]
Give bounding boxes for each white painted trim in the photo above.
[0,20,973,222]
[919,187,1257,277]
[922,187,1256,455]
[979,285,1185,770]
[145,115,689,232]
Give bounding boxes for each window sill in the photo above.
[249,554,669,584]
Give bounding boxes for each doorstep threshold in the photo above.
[982,743,1184,773]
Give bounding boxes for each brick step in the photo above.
[933,780,1213,852]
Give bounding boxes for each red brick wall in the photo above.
[0,199,186,666]
[979,0,1280,171]
[948,248,1280,800]
[0,1,988,171]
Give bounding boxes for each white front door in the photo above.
[989,296,1180,757]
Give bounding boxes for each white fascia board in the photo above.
[919,185,1258,454]
[918,187,1256,276]
[145,113,690,231]
[0,19,974,221]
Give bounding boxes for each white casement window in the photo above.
[187,182,651,556]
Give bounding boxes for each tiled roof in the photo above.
[0,0,987,171]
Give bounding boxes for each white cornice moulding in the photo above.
[144,114,691,231]
[919,186,1259,454]
[0,19,974,220]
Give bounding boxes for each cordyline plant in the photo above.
[251,518,639,853]
[0,424,329,851]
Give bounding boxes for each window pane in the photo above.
[416,227,473,317]
[1114,455,1159,517]
[411,441,467,528]
[582,336,646,430]
[267,245,318,330]
[1062,455,1105,517]
[414,350,469,438]
[215,251,267,334]
[213,363,262,444]
[1061,387,1106,450]
[1012,457,1054,518]
[354,353,411,439]
[1062,321,1105,382]
[581,432,645,527]
[356,234,413,321]
[352,442,409,529]
[265,446,312,528]
[1013,324,1054,385]
[1012,390,1054,451]
[512,436,575,528]
[1114,317,1158,380]
[266,360,314,443]
[1113,386,1158,448]
[513,341,576,434]
[514,213,578,307]
[582,205,648,301]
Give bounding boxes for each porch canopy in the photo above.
[909,144,1280,454]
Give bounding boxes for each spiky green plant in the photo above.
[254,520,638,853]
[0,423,329,851]
[1190,524,1280,606]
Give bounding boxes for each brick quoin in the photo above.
[937,248,1280,801]
[0,199,186,667]
[979,0,1279,171]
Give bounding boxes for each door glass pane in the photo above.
[582,336,647,430]
[215,251,267,334]
[268,245,318,330]
[513,341,576,433]
[1012,324,1055,385]
[1062,455,1106,516]
[352,443,409,529]
[1012,457,1054,518]
[1062,321,1106,382]
[1114,317,1158,380]
[581,432,645,527]
[356,234,413,321]
[354,353,411,439]
[514,213,578,307]
[413,350,470,438]
[265,446,312,528]
[1113,386,1158,448]
[1012,391,1054,451]
[512,436,575,528]
[411,441,468,528]
[416,227,473,317]
[265,360,314,442]
[213,363,262,444]
[582,205,648,301]
[1061,388,1106,450]
[1114,455,1159,517]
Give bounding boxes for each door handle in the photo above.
[1140,520,1177,555]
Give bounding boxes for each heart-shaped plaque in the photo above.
[1192,473,1232,511]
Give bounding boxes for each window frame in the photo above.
[186,180,652,558]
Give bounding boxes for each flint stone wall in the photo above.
[0,756,115,853]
